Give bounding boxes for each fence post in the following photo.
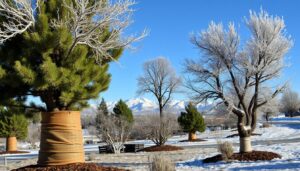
[4,157,7,167]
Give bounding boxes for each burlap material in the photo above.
[188,132,197,141]
[38,111,85,166]
[6,136,17,151]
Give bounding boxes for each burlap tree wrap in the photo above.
[38,111,84,165]
[6,136,17,151]
[188,132,197,141]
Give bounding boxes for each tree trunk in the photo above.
[237,115,252,153]
[38,111,84,166]
[239,136,252,153]
[159,106,164,146]
[6,136,17,152]
[188,132,197,141]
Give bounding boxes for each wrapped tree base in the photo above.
[6,136,17,151]
[188,132,197,141]
[38,111,84,165]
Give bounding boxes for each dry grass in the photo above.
[150,155,175,171]
[217,141,234,161]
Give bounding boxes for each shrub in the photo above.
[217,141,234,161]
[87,153,97,161]
[150,155,175,171]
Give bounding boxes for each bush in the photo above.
[150,155,175,171]
[217,141,234,161]
[87,153,97,161]
[130,113,180,143]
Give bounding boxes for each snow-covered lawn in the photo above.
[177,142,300,171]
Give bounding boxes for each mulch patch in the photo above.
[203,151,281,163]
[0,151,29,155]
[179,138,206,142]
[226,133,262,138]
[12,163,128,171]
[139,145,183,152]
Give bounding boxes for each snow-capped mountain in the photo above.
[106,98,212,114]
[82,97,213,116]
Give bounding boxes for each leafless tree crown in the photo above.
[185,10,292,136]
[137,57,181,114]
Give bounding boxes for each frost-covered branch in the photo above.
[0,0,36,44]
[53,0,147,63]
[185,9,292,138]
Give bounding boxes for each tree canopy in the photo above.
[178,102,205,134]
[113,100,134,124]
[0,106,28,140]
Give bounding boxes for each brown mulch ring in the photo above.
[179,138,206,142]
[0,151,29,155]
[139,145,183,152]
[226,133,262,138]
[12,163,128,171]
[203,151,281,163]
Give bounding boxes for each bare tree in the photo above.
[96,111,132,154]
[0,0,146,62]
[137,57,181,145]
[26,123,41,149]
[280,87,300,117]
[185,10,292,153]
[133,113,179,145]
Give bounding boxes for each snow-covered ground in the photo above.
[177,142,300,171]
[3,117,300,171]
[176,117,300,170]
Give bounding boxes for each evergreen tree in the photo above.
[98,98,109,116]
[178,102,205,141]
[0,1,122,112]
[0,105,28,151]
[0,108,28,140]
[113,100,134,124]
[95,98,109,131]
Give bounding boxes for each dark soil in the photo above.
[179,138,206,142]
[203,151,281,163]
[139,145,183,152]
[0,151,29,154]
[12,163,128,171]
[226,133,262,138]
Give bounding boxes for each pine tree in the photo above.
[0,1,122,111]
[95,98,109,132]
[0,0,142,165]
[113,100,134,124]
[0,106,28,151]
[98,98,109,116]
[178,102,205,141]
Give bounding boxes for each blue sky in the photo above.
[100,0,300,102]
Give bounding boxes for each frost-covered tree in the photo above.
[281,87,300,117]
[185,10,292,153]
[137,57,181,145]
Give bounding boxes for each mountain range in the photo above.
[84,97,212,115]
